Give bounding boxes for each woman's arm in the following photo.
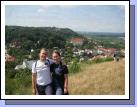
[32,73,37,95]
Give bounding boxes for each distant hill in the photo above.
[77,31,125,38]
[5,25,83,49]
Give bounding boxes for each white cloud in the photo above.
[37,8,45,13]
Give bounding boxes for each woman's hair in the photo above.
[52,50,60,56]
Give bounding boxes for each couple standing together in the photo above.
[32,48,68,95]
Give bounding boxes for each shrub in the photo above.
[92,57,104,63]
[92,57,113,64]
[5,78,17,95]
[5,61,17,69]
[103,57,113,62]
[85,60,92,64]
[5,68,32,95]
[15,68,32,87]
[72,58,79,63]
[69,61,81,74]
[5,69,16,78]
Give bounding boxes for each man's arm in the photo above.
[32,73,37,95]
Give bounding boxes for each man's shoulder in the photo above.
[32,60,37,68]
[46,58,54,64]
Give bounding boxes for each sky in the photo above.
[5,5,125,33]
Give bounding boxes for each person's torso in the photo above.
[35,60,52,86]
[51,63,66,88]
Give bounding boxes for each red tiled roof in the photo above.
[70,38,83,43]
[5,54,16,62]
[98,48,116,52]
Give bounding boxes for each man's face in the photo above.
[39,50,47,60]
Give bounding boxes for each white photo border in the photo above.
[1,1,129,99]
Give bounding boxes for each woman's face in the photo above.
[52,53,60,64]
[39,49,47,61]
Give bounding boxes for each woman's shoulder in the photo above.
[61,64,68,70]
[62,64,67,68]
[62,64,68,74]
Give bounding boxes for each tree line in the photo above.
[5,25,83,50]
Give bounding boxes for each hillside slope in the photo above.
[10,59,125,95]
[68,59,125,95]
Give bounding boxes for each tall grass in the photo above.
[68,59,125,95]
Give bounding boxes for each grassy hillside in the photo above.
[68,59,125,95]
[6,59,125,95]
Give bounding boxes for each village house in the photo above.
[97,48,116,56]
[5,54,16,62]
[70,37,84,46]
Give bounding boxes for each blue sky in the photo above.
[5,5,125,33]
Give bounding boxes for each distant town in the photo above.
[5,26,125,70]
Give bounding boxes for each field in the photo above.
[68,59,125,95]
[5,59,125,95]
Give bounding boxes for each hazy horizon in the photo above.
[5,25,125,34]
[5,5,125,33]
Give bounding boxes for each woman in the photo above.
[50,50,68,95]
[32,48,52,95]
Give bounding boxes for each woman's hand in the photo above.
[64,87,68,94]
[32,88,36,95]
[64,74,68,94]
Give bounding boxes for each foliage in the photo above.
[72,57,79,63]
[69,61,81,74]
[30,50,39,60]
[92,58,104,63]
[85,60,92,64]
[5,68,32,95]
[6,25,82,50]
[5,78,17,95]
[5,61,17,69]
[91,57,113,64]
[5,68,16,78]
[65,42,74,48]
[15,68,32,87]
[102,57,114,62]
[63,47,73,65]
